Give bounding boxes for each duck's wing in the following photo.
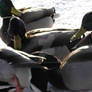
[0,46,47,69]
[25,28,78,36]
[17,50,45,63]
[0,47,34,64]
[24,29,77,50]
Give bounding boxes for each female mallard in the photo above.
[70,11,92,42]
[0,0,55,30]
[60,45,92,91]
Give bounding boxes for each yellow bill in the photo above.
[70,27,86,42]
[14,35,22,50]
[11,7,22,16]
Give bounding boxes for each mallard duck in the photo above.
[0,45,43,92]
[70,11,92,42]
[0,44,65,92]
[0,39,64,92]
[0,0,56,45]
[6,16,83,62]
[0,38,50,92]
[60,45,92,91]
[0,0,55,30]
[8,16,80,49]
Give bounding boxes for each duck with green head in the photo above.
[0,0,56,45]
[0,0,55,30]
[0,0,21,17]
[0,0,22,44]
[70,12,92,42]
[8,16,81,63]
[60,12,92,89]
[0,0,54,44]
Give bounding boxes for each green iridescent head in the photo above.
[70,12,92,42]
[0,0,12,17]
[0,0,22,17]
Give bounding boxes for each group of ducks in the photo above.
[0,0,92,92]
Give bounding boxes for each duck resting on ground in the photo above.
[7,17,76,59]
[0,0,56,45]
[59,12,92,88]
[0,0,56,30]
[0,45,44,92]
[0,38,64,92]
[0,39,51,92]
[7,15,92,60]
[60,45,92,91]
[7,16,82,60]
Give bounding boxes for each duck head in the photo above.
[8,16,26,50]
[70,12,92,42]
[0,0,22,17]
